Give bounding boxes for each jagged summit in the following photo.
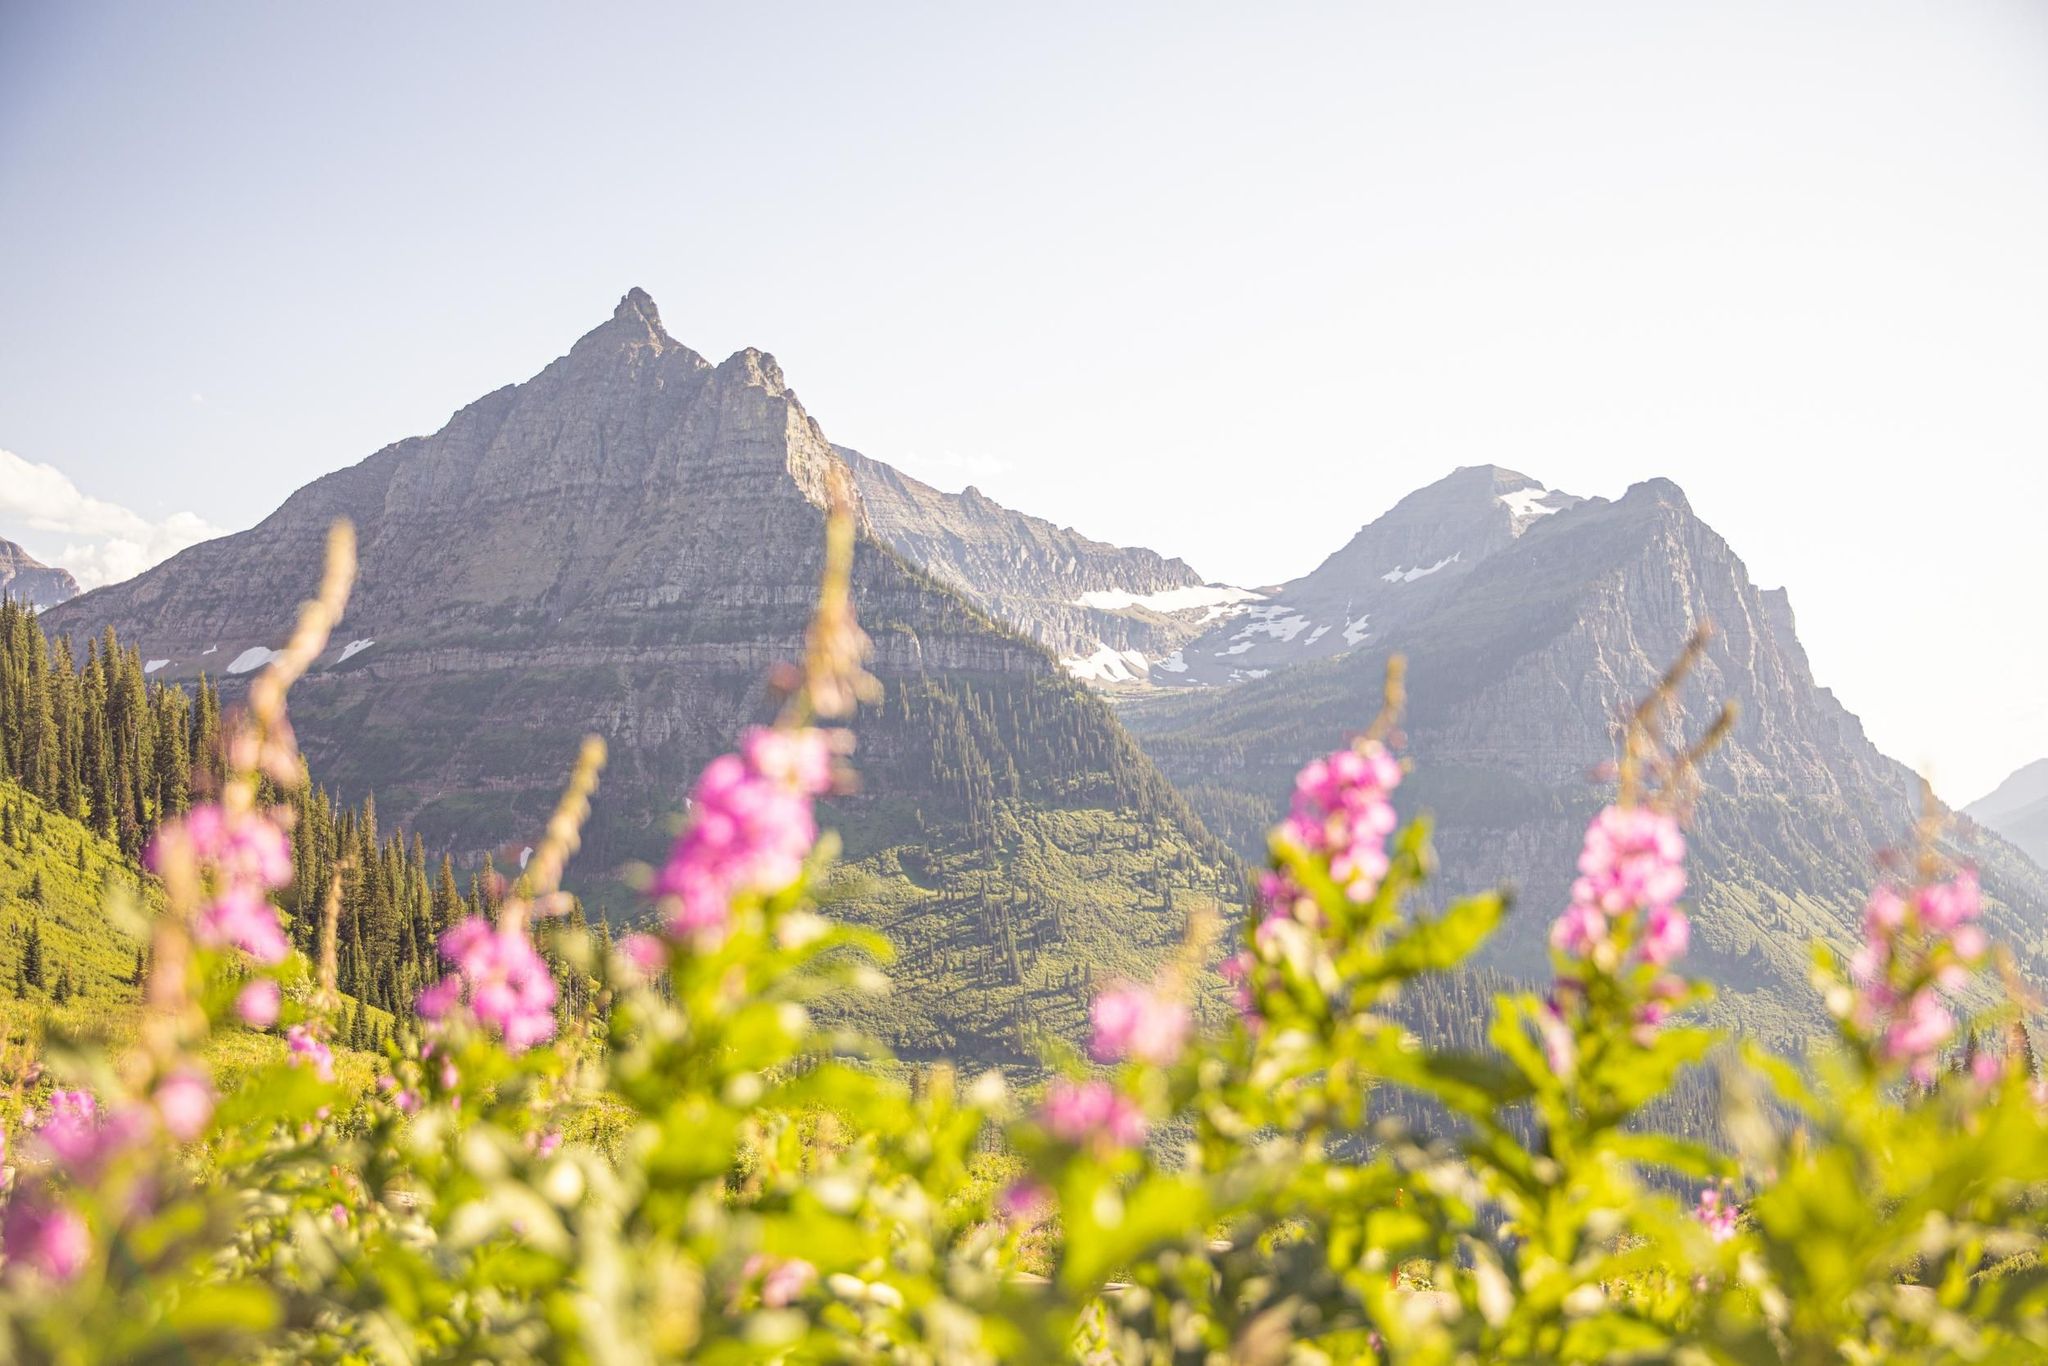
[567,285,685,360]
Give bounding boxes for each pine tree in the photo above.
[23,918,44,989]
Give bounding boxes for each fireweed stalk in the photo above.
[4,524,357,1290]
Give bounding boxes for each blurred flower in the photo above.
[153,1068,215,1142]
[655,727,835,937]
[1694,1187,1738,1243]
[430,916,558,1053]
[1041,1079,1145,1152]
[287,1025,335,1083]
[743,1253,817,1309]
[147,803,294,964]
[1,1194,90,1283]
[1089,983,1192,1066]
[236,978,281,1028]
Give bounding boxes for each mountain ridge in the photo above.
[38,289,1241,1061]
[0,539,80,610]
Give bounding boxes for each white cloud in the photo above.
[0,449,223,590]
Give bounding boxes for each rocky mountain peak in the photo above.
[717,347,789,397]
[569,286,685,361]
[0,538,80,609]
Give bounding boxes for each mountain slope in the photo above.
[1967,760,2048,868]
[0,539,80,610]
[840,447,1256,684]
[39,290,1237,1061]
[1125,476,2048,1042]
[1154,465,1582,686]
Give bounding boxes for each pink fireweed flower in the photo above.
[33,1091,100,1170]
[618,932,667,980]
[1,1195,90,1283]
[1548,901,1609,958]
[235,978,281,1028]
[742,1253,818,1309]
[655,727,836,937]
[1842,869,1987,1080]
[433,916,558,1053]
[1089,983,1193,1066]
[147,803,294,964]
[998,1177,1052,1224]
[1883,990,1955,1083]
[154,1068,215,1142]
[1573,805,1687,917]
[1268,741,1402,907]
[1694,1187,1738,1243]
[1640,904,1691,966]
[286,1025,335,1083]
[1041,1079,1146,1152]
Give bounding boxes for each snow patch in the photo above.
[1307,625,1331,644]
[1154,651,1188,674]
[226,647,282,675]
[1231,610,1313,644]
[1061,642,1147,683]
[201,645,218,655]
[1343,615,1372,646]
[1499,488,1561,522]
[335,638,376,664]
[1073,584,1265,616]
[144,659,170,675]
[1380,553,1460,584]
[519,846,534,870]
[1217,640,1254,656]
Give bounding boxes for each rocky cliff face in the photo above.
[41,290,1237,1061]
[1152,465,1582,686]
[1125,477,2048,1041]
[841,447,1255,683]
[0,539,80,610]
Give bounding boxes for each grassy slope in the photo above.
[0,779,389,1125]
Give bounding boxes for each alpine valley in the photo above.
[34,290,2048,1058]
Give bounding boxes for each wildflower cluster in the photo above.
[417,914,559,1053]
[652,725,837,937]
[1835,867,1989,1081]
[144,802,294,964]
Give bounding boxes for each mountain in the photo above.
[39,289,1239,1061]
[0,539,80,610]
[1123,475,2048,1042]
[840,447,1258,684]
[1148,465,1582,686]
[1967,760,2048,868]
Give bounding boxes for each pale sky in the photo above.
[3,3,2045,803]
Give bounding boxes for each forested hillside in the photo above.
[0,597,593,1029]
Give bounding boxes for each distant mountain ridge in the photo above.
[839,446,1257,682]
[40,288,1238,1062]
[1147,465,1583,686]
[1968,760,2048,869]
[1123,475,2048,1041]
[0,539,80,610]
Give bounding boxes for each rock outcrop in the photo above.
[0,539,80,610]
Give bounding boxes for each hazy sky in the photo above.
[3,3,2045,803]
